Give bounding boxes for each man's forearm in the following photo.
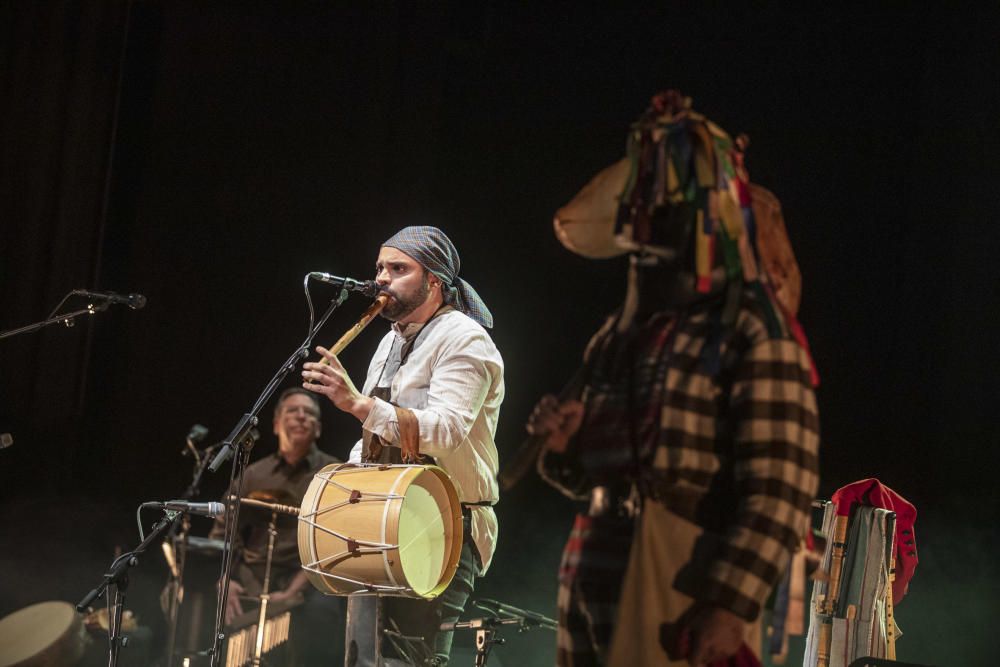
[283,570,311,596]
[348,395,374,422]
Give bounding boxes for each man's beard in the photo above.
[380,274,431,321]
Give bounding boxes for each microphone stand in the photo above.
[77,510,183,667]
[204,287,351,667]
[0,298,109,341]
[441,616,513,667]
[0,295,116,476]
[163,437,229,667]
[442,599,557,667]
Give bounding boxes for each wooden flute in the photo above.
[319,292,391,360]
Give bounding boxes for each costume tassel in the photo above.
[695,209,714,292]
[654,138,667,206]
[693,123,716,188]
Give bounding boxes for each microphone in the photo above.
[181,424,210,458]
[474,598,558,629]
[308,273,380,298]
[186,424,209,444]
[73,289,147,310]
[152,500,226,518]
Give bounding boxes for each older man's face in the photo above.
[375,246,431,322]
[273,392,321,459]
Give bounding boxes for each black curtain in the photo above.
[0,0,131,496]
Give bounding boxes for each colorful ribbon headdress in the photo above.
[616,90,756,295]
[554,90,817,384]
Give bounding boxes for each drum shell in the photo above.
[0,601,88,667]
[297,463,462,599]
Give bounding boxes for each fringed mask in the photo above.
[554,90,818,384]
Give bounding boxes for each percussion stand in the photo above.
[249,508,280,667]
[77,509,183,667]
[205,286,351,667]
[162,514,188,667]
[164,438,224,667]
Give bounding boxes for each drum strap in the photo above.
[362,391,429,464]
[394,405,420,463]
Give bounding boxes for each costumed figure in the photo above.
[528,90,821,666]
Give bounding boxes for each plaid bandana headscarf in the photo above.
[383,225,494,329]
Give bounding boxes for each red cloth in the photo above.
[678,627,761,667]
[831,478,918,603]
[718,643,762,667]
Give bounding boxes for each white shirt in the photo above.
[348,309,504,574]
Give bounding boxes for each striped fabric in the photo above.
[542,288,819,661]
[557,514,635,667]
[667,300,820,619]
[576,312,678,474]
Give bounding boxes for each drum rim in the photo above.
[410,465,463,600]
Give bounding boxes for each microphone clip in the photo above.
[308,273,380,298]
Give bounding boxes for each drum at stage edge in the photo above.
[0,600,88,667]
[297,463,462,599]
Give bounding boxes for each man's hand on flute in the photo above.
[302,346,373,422]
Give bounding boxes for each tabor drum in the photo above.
[0,601,88,667]
[298,463,462,599]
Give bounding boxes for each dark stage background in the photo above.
[1,2,998,665]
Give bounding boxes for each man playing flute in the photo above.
[302,225,504,666]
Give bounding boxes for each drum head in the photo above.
[399,470,453,598]
[0,601,85,667]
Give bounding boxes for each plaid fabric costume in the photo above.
[542,289,820,665]
[543,91,819,665]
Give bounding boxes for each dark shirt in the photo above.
[210,444,339,585]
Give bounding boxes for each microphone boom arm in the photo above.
[0,300,108,341]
